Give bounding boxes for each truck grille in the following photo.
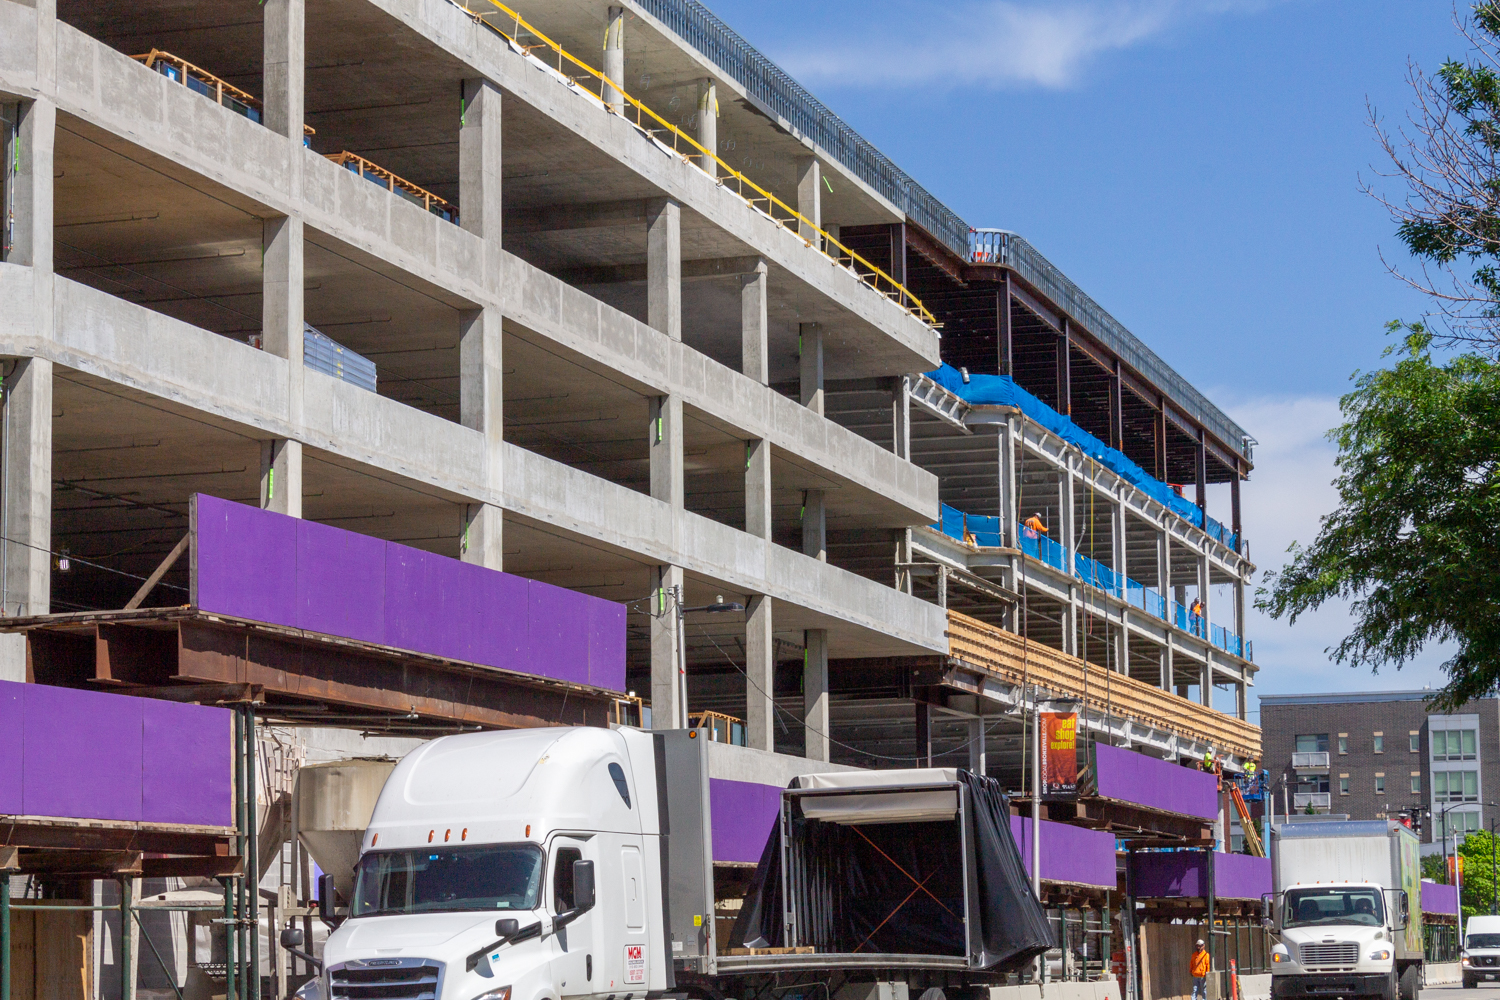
[1475,955,1500,968]
[329,959,442,1000]
[1299,943,1359,969]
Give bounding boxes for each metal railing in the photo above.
[1291,751,1331,770]
[459,0,936,326]
[970,229,1252,464]
[325,151,458,223]
[1293,792,1332,811]
[633,0,972,258]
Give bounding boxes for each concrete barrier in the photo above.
[1426,962,1461,985]
[1239,974,1271,1000]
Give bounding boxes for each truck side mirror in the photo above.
[495,917,519,938]
[318,873,337,922]
[280,927,304,948]
[572,860,596,913]
[1261,892,1276,929]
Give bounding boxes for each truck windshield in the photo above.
[351,844,544,917]
[1470,934,1500,949]
[1284,888,1385,928]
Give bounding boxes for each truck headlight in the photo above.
[470,988,512,1000]
[1369,950,1391,961]
[1272,947,1290,964]
[1463,956,1472,967]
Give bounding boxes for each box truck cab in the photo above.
[1463,914,1500,986]
[1267,822,1422,1000]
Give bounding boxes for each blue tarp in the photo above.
[924,364,1209,530]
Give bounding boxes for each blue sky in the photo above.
[699,0,1467,710]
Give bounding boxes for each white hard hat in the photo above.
[1197,939,1205,946]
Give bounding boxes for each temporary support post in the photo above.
[1230,473,1243,554]
[1057,320,1072,416]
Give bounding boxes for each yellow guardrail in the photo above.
[456,0,937,327]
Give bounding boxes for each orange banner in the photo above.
[1040,712,1079,799]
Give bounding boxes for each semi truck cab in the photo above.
[1269,881,1409,1000]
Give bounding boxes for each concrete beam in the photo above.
[745,594,773,751]
[555,254,767,286]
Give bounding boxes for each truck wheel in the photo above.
[1464,975,1478,990]
[1400,965,1419,1000]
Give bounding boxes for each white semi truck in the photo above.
[305,726,1051,1000]
[1266,821,1423,1000]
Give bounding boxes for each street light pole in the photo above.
[671,587,744,731]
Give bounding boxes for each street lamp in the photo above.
[1439,800,1498,914]
[671,586,743,729]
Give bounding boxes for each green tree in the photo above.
[1261,3,1500,704]
[1423,852,1448,884]
[1458,830,1500,921]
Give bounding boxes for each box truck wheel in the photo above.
[1464,974,1479,990]
[1399,964,1419,1000]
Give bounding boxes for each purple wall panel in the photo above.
[192,495,625,691]
[297,518,386,644]
[1130,851,1270,900]
[1423,880,1459,915]
[0,683,21,813]
[22,683,143,822]
[1215,852,1272,899]
[1094,743,1219,820]
[141,699,233,826]
[1,681,232,826]
[1011,816,1118,888]
[529,582,591,687]
[195,493,298,626]
[710,778,781,864]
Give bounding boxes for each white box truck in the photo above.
[1462,914,1500,987]
[304,726,1052,1000]
[1266,821,1422,1000]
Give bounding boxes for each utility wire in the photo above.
[0,532,188,593]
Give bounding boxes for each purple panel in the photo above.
[1130,852,1206,898]
[587,599,627,691]
[1214,852,1272,899]
[527,581,591,686]
[1423,880,1459,916]
[1094,743,1219,820]
[710,778,781,864]
[469,560,531,671]
[1010,816,1118,888]
[0,682,21,813]
[193,494,298,627]
[296,518,385,643]
[141,699,233,826]
[22,684,142,822]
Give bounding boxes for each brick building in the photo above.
[1260,691,1500,847]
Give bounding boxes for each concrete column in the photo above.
[262,214,304,517]
[1059,459,1077,656]
[798,323,823,415]
[460,306,504,568]
[259,439,302,518]
[740,259,768,383]
[1236,679,1248,721]
[803,628,829,761]
[1113,493,1129,674]
[696,79,717,177]
[650,566,683,730]
[968,717,987,777]
[1,357,52,628]
[649,395,684,508]
[7,100,54,271]
[602,7,625,114]
[802,489,826,562]
[795,157,821,244]
[915,701,932,766]
[262,0,304,140]
[460,78,503,240]
[892,377,911,461]
[745,437,771,540]
[1201,650,1214,709]
[745,595,774,751]
[999,416,1019,548]
[647,198,681,341]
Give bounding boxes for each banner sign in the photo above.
[1040,711,1079,800]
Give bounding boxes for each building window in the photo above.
[1412,774,1422,794]
[1374,733,1385,753]
[1296,734,1330,753]
[1433,729,1478,761]
[1434,770,1479,802]
[1449,811,1482,834]
[1375,774,1386,794]
[1410,732,1421,753]
[1297,776,1330,794]
[1340,777,1350,795]
[1338,736,1348,755]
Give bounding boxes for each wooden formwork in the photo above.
[945,610,1260,760]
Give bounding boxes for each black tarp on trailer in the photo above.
[729,769,1051,970]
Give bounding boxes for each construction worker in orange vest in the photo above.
[1189,596,1205,635]
[1190,939,1211,1000]
[1023,512,1047,538]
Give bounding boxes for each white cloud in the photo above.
[1218,392,1454,711]
[775,0,1283,90]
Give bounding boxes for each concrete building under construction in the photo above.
[0,0,1273,996]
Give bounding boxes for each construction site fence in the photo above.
[933,504,1250,661]
[945,610,1260,760]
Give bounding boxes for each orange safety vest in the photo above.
[1024,515,1047,534]
[1191,950,1211,978]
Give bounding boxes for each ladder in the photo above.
[1229,781,1265,858]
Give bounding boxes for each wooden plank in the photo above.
[123,533,189,610]
[944,610,1260,759]
[14,850,142,875]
